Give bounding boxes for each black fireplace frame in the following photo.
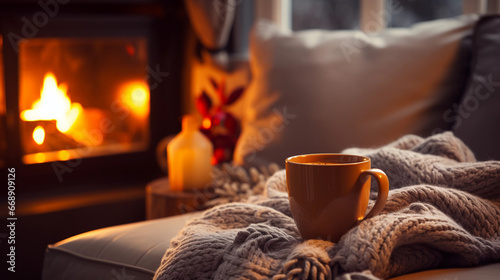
[0,0,186,194]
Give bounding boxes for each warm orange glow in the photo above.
[57,150,71,161]
[119,81,149,118]
[202,117,212,129]
[34,152,46,163]
[33,126,45,145]
[21,73,83,134]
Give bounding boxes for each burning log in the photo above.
[22,120,81,154]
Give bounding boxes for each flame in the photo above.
[119,81,149,118]
[33,126,45,145]
[21,73,82,134]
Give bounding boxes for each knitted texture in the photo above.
[153,132,500,280]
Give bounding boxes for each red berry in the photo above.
[196,91,212,117]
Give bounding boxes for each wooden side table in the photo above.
[145,177,209,219]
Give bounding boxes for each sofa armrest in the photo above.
[42,212,202,280]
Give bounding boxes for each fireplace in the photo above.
[0,2,188,278]
[0,1,186,192]
[19,38,150,165]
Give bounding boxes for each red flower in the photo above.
[195,78,245,164]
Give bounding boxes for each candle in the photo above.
[167,115,213,191]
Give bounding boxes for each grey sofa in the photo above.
[42,15,500,280]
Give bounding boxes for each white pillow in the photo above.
[234,15,478,166]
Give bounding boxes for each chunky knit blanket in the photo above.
[154,132,500,280]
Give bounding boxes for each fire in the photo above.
[21,73,82,132]
[119,81,150,118]
[33,126,45,145]
[21,73,83,143]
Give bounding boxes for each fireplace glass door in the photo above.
[18,37,150,164]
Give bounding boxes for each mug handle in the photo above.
[359,168,389,220]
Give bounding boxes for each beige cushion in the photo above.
[235,15,478,166]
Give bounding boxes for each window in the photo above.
[290,0,497,31]
[388,0,462,27]
[292,0,360,30]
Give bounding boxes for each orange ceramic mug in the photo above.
[285,154,389,242]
